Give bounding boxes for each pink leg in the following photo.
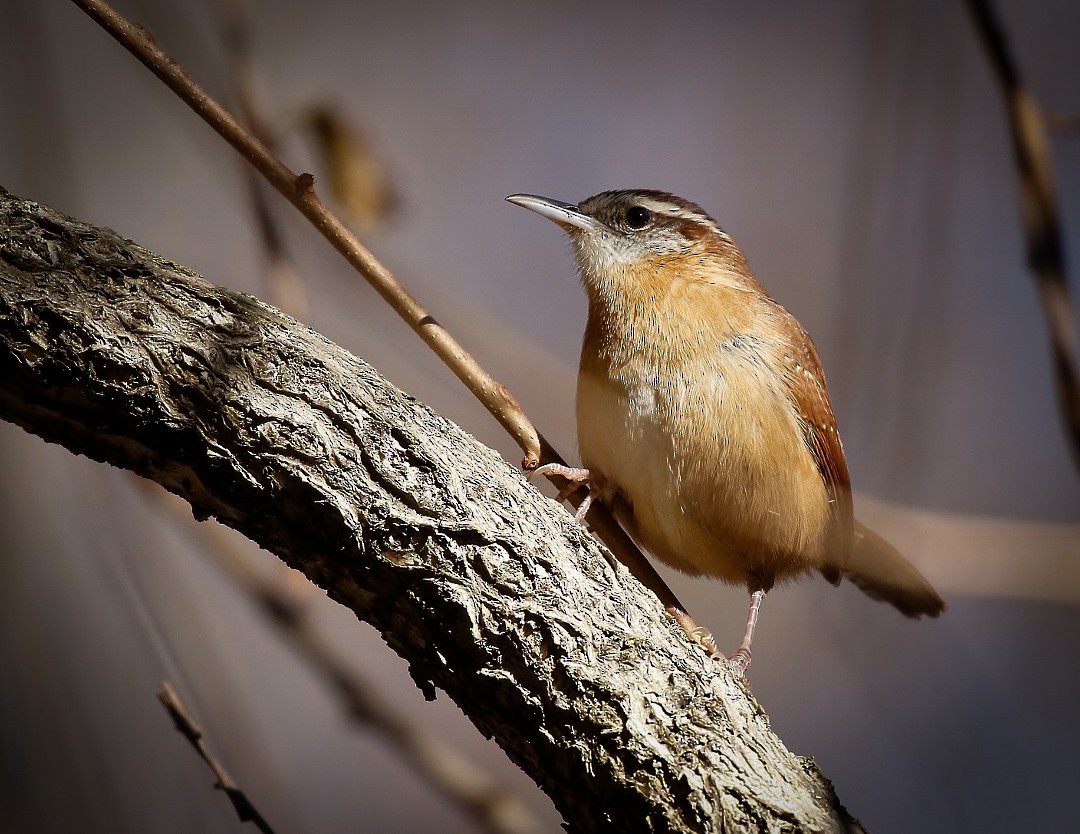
[726,590,766,677]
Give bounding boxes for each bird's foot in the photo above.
[528,462,591,484]
[688,626,726,660]
[725,647,752,677]
[668,608,724,658]
[528,463,596,522]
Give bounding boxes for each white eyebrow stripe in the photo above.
[640,199,724,236]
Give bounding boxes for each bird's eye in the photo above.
[625,206,652,229]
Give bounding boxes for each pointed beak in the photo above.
[505,193,610,233]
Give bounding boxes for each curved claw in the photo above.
[725,648,752,677]
[528,463,596,524]
[572,490,595,523]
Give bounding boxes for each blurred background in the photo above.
[2,0,1078,831]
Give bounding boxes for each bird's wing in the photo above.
[775,309,854,578]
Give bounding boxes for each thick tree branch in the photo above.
[0,187,865,833]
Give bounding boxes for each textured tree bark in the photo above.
[0,186,867,834]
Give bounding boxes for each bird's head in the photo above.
[506,189,753,300]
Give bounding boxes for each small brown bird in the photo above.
[507,190,944,672]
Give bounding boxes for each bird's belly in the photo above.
[576,366,829,585]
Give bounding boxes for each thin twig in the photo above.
[67,0,719,653]
[144,484,541,834]
[158,680,278,834]
[965,0,1080,473]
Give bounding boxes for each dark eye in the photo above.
[625,205,652,229]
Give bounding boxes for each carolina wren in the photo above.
[507,190,944,672]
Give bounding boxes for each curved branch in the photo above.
[0,187,865,833]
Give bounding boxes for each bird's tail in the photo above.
[823,522,945,618]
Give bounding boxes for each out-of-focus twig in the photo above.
[1045,111,1080,135]
[145,484,540,834]
[68,0,719,655]
[217,0,308,320]
[965,0,1080,473]
[158,680,278,834]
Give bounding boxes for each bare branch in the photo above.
[965,0,1080,472]
[158,681,278,834]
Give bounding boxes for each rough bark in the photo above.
[0,186,866,834]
